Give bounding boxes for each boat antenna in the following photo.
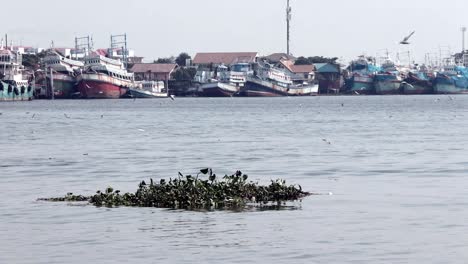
[286,0,292,55]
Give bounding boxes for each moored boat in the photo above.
[401,69,433,94]
[43,50,84,99]
[241,61,318,96]
[345,56,380,94]
[129,81,168,98]
[77,55,135,99]
[200,63,252,97]
[433,65,468,94]
[0,49,34,101]
[374,58,402,95]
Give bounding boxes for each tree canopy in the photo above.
[172,67,197,81]
[22,51,47,69]
[154,57,175,64]
[294,56,338,65]
[175,52,191,67]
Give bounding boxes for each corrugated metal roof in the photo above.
[193,52,258,65]
[264,53,296,63]
[130,63,178,73]
[314,63,340,73]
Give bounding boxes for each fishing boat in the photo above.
[401,67,433,94]
[43,50,84,99]
[374,58,402,95]
[241,61,318,96]
[129,81,168,98]
[77,54,135,99]
[345,56,380,94]
[0,49,33,101]
[433,65,468,94]
[200,63,252,97]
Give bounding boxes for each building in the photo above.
[263,53,296,64]
[130,63,178,82]
[313,63,342,94]
[10,46,45,55]
[193,52,258,69]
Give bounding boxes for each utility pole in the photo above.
[286,0,292,55]
[50,67,54,100]
[461,27,466,53]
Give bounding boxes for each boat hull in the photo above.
[129,89,168,98]
[47,73,77,99]
[348,75,374,94]
[78,80,128,99]
[201,82,239,97]
[375,81,401,94]
[374,74,401,95]
[0,81,34,101]
[402,83,432,94]
[241,78,317,97]
[433,83,467,94]
[402,75,433,94]
[433,76,468,94]
[78,73,132,99]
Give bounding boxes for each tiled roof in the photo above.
[193,52,258,65]
[95,49,108,56]
[280,59,315,73]
[130,63,178,73]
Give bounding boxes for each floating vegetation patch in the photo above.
[39,169,312,210]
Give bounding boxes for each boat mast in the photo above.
[286,0,292,55]
[75,36,92,60]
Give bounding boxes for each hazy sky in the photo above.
[2,0,468,63]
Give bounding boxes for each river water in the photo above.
[1,96,467,263]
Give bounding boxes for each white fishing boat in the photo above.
[77,54,135,99]
[200,63,252,97]
[129,81,168,98]
[43,50,84,98]
[0,48,33,101]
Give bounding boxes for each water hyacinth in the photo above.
[40,169,311,210]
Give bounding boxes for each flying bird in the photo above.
[400,31,415,45]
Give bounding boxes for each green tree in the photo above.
[175,52,191,67]
[294,56,338,65]
[154,57,175,64]
[172,67,197,81]
[294,56,311,65]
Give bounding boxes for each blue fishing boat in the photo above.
[401,69,434,95]
[345,56,380,94]
[433,65,468,94]
[374,58,402,95]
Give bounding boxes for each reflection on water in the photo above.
[1,96,468,263]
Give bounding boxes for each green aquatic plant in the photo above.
[40,169,311,210]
